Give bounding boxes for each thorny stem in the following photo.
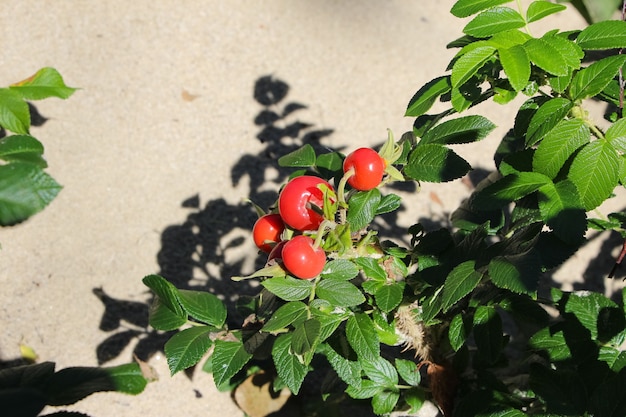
[619,0,626,118]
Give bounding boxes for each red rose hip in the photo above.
[278,175,334,231]
[343,148,386,191]
[281,235,326,279]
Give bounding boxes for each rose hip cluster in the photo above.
[252,147,388,280]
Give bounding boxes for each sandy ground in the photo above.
[1,1,623,416]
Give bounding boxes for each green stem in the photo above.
[516,0,532,35]
[337,167,354,207]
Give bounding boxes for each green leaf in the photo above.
[353,257,387,281]
[376,193,402,215]
[272,333,307,394]
[372,390,401,415]
[164,326,214,375]
[178,290,226,328]
[9,67,77,100]
[473,306,504,364]
[362,357,398,387]
[262,301,308,332]
[346,313,379,361]
[323,343,362,386]
[0,135,46,167]
[599,346,626,372]
[450,0,512,17]
[532,118,590,179]
[529,327,571,361]
[375,283,404,313]
[142,275,185,317]
[451,46,497,88]
[545,33,585,68]
[463,7,526,38]
[565,291,618,340]
[322,259,359,281]
[472,172,551,209]
[576,20,626,50]
[421,115,496,145]
[148,297,188,331]
[499,44,531,91]
[568,139,620,210]
[525,97,574,146]
[0,162,62,226]
[538,180,587,244]
[526,1,567,23]
[571,55,626,101]
[523,38,570,76]
[405,143,471,183]
[346,379,382,399]
[316,280,365,307]
[0,88,30,134]
[212,339,253,388]
[291,319,321,355]
[278,144,316,167]
[449,313,471,351]
[347,189,381,231]
[606,118,626,152]
[395,359,421,386]
[489,253,540,295]
[261,276,314,301]
[441,261,482,313]
[405,76,451,117]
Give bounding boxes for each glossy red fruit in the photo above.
[253,213,285,253]
[343,148,386,191]
[281,235,326,280]
[278,175,334,231]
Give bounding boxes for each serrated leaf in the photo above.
[489,254,540,295]
[347,189,381,231]
[568,139,620,210]
[164,326,213,375]
[451,46,496,88]
[316,280,365,307]
[0,88,30,134]
[529,327,571,361]
[291,319,321,355]
[472,172,551,209]
[449,313,471,351]
[321,259,359,280]
[538,181,586,244]
[212,339,253,388]
[499,44,531,91]
[362,357,398,387]
[525,97,574,146]
[278,144,316,167]
[565,291,618,340]
[376,193,402,215]
[450,0,512,17]
[405,76,451,117]
[272,333,307,394]
[346,379,382,399]
[473,306,504,364]
[545,33,585,68]
[395,359,421,386]
[353,257,387,281]
[178,290,226,328]
[405,143,471,183]
[532,118,590,179]
[346,313,379,361]
[523,38,570,76]
[571,55,626,101]
[323,344,362,386]
[10,67,77,100]
[606,118,626,153]
[375,283,404,313]
[262,301,308,332]
[372,390,401,415]
[577,20,626,50]
[526,1,567,23]
[0,134,46,167]
[261,276,313,301]
[421,115,496,145]
[441,261,482,313]
[599,346,626,372]
[148,297,188,331]
[142,274,185,317]
[463,7,526,38]
[0,162,62,225]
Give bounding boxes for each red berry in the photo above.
[343,148,385,191]
[281,235,326,279]
[278,176,334,231]
[252,213,285,253]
